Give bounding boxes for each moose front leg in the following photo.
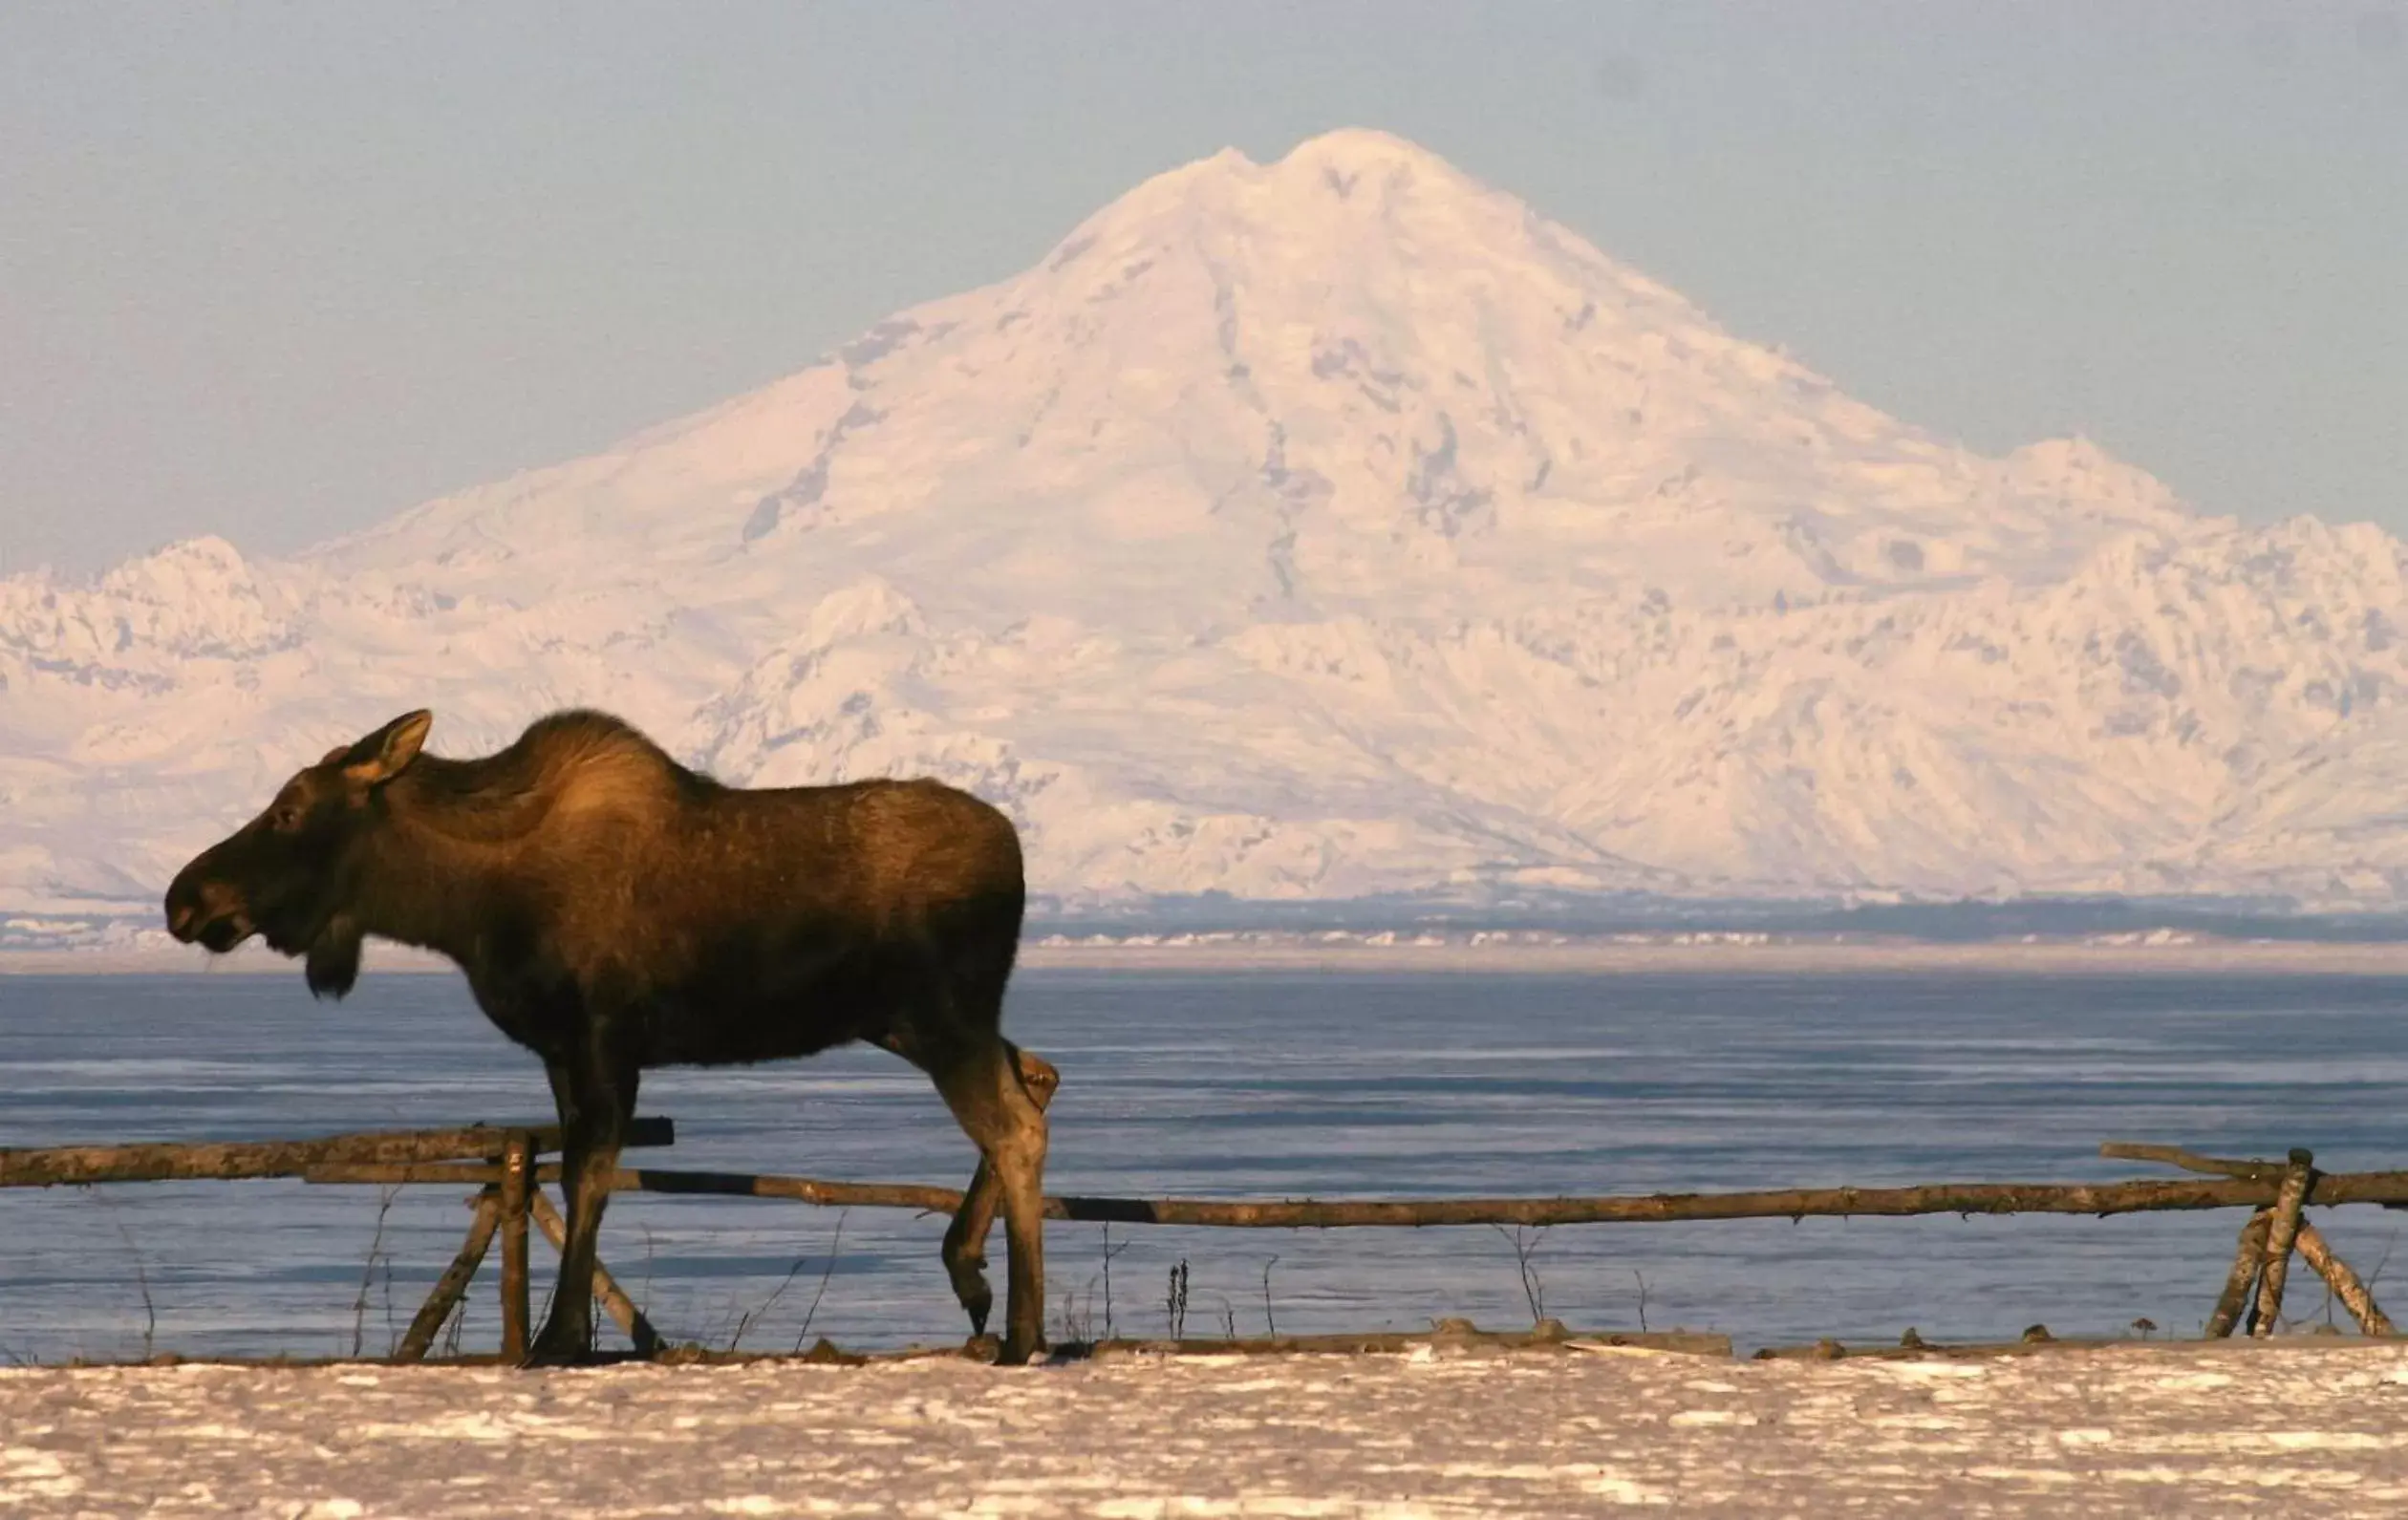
[529,1044,640,1365]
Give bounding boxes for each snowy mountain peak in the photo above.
[1268,124,1464,175]
[1068,127,1502,236]
[7,129,2408,931]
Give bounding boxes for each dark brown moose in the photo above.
[164,709,1054,1364]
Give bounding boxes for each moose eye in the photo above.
[269,803,305,833]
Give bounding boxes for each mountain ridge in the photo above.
[6,128,2405,944]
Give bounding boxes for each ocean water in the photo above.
[1,967,2402,1362]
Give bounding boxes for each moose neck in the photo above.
[348,788,527,971]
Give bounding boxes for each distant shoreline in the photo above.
[1027,935,2408,974]
[10,934,2408,977]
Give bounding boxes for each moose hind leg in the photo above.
[931,1038,1050,1364]
[938,1043,1059,1338]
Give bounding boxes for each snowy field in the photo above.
[7,1342,2408,1516]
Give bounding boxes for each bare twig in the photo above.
[2366,1230,2397,1292]
[2098,1143,2285,1181]
[381,1240,398,1357]
[699,1294,741,1353]
[1053,1279,1094,1345]
[1207,1293,1237,1340]
[1063,1227,1135,1346]
[792,1210,848,1352]
[1097,1224,1132,1340]
[1165,1259,1190,1339]
[728,1259,809,1353]
[1632,1269,1650,1333]
[350,1185,398,1358]
[93,1191,157,1359]
[1260,1255,1280,1338]
[1490,1225,1548,1324]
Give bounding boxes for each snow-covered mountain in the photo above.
[8,128,2407,938]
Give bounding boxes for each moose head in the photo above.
[163,710,433,998]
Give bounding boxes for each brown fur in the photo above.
[166,709,1051,1363]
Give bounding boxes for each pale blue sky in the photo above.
[4,2,2404,576]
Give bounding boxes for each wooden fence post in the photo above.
[2297,1222,2397,1338]
[2205,1210,2270,1338]
[395,1188,503,1361]
[2251,1148,2315,1338]
[498,1132,533,1361]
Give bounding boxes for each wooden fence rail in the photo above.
[295,1159,2408,1230]
[0,1119,674,1188]
[5,1123,2397,1353]
[1,1120,676,1363]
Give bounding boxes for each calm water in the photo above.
[1,968,2402,1361]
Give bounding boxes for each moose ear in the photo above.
[341,710,434,785]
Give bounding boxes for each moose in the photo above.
[164,708,1055,1365]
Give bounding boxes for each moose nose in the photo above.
[164,877,213,943]
[166,876,255,952]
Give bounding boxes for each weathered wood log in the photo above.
[309,1162,962,1210]
[2204,1210,2269,1338]
[0,1119,672,1188]
[297,1160,2408,1227]
[2109,1144,2391,1335]
[2098,1143,2287,1182]
[527,1188,663,1356]
[395,1189,502,1361]
[2251,1148,2316,1338]
[497,1133,532,1362]
[2296,1221,2396,1337]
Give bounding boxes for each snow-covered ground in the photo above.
[7,1343,2408,1515]
[8,129,2408,930]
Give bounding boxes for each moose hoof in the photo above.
[961,1332,1002,1361]
[995,1331,1046,1367]
[519,1345,591,1369]
[946,1264,994,1338]
[521,1321,595,1368]
[957,1291,994,1339]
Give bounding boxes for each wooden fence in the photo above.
[3,1124,2397,1359]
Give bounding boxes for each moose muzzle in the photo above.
[164,874,255,953]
